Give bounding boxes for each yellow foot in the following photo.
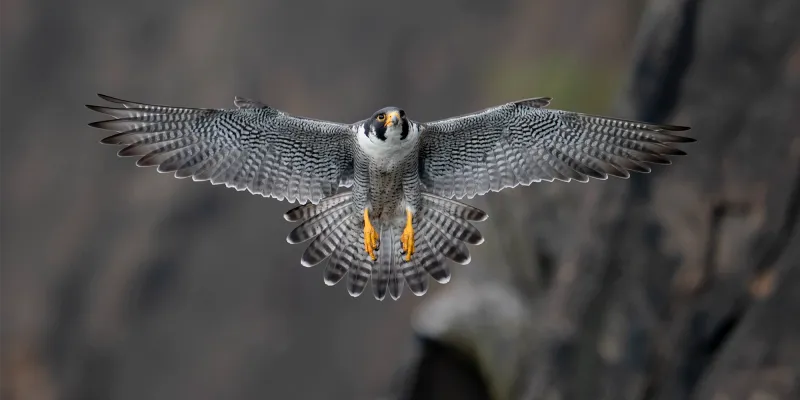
[400,209,415,261]
[363,208,379,260]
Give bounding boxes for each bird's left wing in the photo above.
[418,98,694,199]
[87,94,356,204]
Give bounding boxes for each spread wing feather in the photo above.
[87,94,355,204]
[418,97,694,199]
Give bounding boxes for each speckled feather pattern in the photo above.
[87,94,693,300]
[418,98,693,199]
[88,94,355,204]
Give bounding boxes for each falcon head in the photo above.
[365,107,409,141]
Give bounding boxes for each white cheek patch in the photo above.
[357,125,390,158]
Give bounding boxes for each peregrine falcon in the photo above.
[86,94,694,300]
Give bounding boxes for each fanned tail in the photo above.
[381,195,485,299]
[284,193,488,300]
[286,200,353,245]
[284,194,355,268]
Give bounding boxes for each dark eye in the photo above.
[399,110,405,118]
[376,114,385,121]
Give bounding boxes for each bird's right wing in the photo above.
[87,94,356,204]
[418,98,694,199]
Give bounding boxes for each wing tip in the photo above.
[96,93,124,103]
[654,124,696,143]
[85,104,105,113]
[101,136,122,146]
[657,126,696,143]
[667,147,688,156]
[134,155,159,167]
[670,134,696,143]
[88,120,115,130]
[657,124,691,132]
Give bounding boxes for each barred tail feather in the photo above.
[300,214,356,267]
[415,231,451,284]
[347,226,373,297]
[286,200,353,244]
[418,218,471,264]
[398,227,430,297]
[372,224,393,300]
[323,225,360,286]
[388,235,405,299]
[323,247,349,286]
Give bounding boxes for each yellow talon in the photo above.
[401,208,415,261]
[363,208,379,260]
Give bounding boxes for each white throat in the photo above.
[356,123,420,162]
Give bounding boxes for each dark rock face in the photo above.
[400,0,800,399]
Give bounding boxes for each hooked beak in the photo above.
[384,111,401,127]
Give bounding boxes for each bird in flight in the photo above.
[87,94,693,300]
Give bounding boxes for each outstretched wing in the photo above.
[417,98,694,199]
[87,94,355,204]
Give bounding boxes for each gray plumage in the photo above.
[86,94,694,300]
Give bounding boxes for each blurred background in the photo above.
[2,0,799,399]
